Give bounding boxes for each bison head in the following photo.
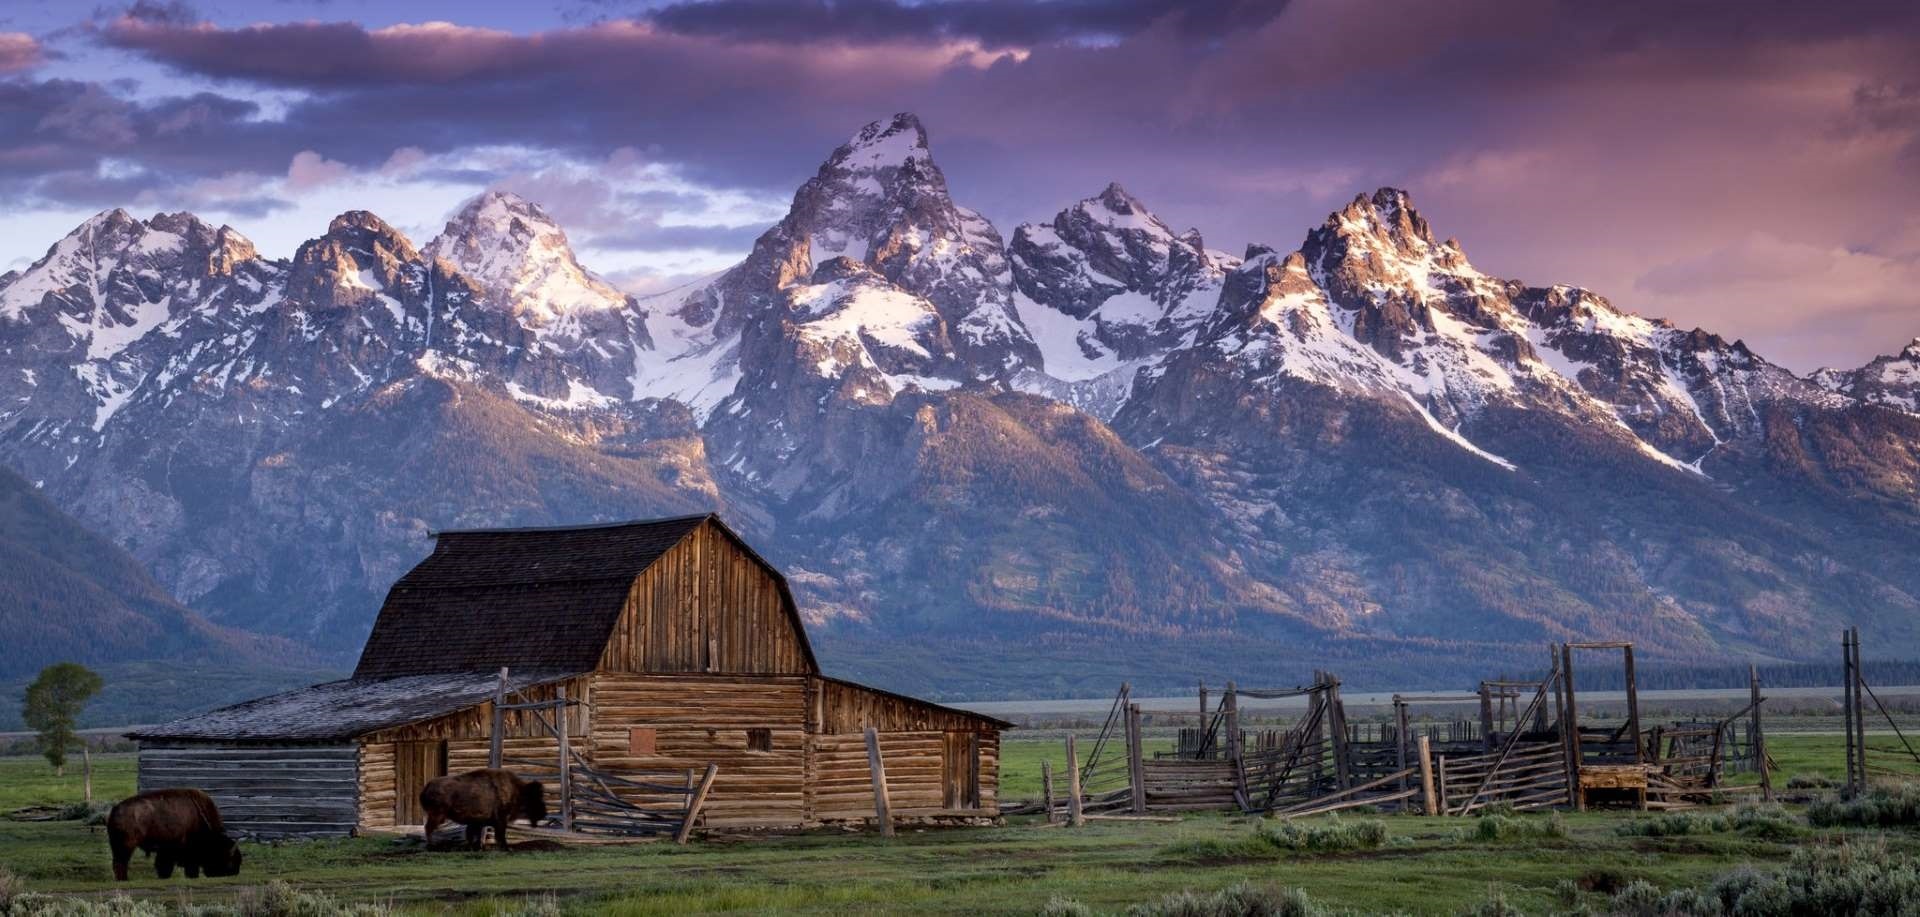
[203,835,242,877]
[519,780,549,826]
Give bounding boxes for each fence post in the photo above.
[556,685,573,832]
[1066,734,1085,827]
[1749,664,1771,802]
[865,726,895,837]
[1224,683,1240,772]
[1394,697,1410,797]
[1041,758,1055,823]
[1416,735,1437,816]
[675,763,719,845]
[1479,682,1496,753]
[1561,644,1583,811]
[1328,677,1352,791]
[1850,626,1869,794]
[489,666,508,770]
[1127,704,1146,815]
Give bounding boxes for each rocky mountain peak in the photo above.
[1096,181,1147,214]
[1326,187,1439,254]
[287,211,423,308]
[207,225,259,275]
[829,112,931,173]
[424,190,627,322]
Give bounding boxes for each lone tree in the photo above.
[23,662,103,776]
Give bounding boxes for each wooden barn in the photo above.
[128,515,1007,838]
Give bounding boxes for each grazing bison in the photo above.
[106,788,242,881]
[421,768,548,851]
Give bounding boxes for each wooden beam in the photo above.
[1851,626,1870,794]
[1479,682,1496,753]
[674,763,719,845]
[1561,643,1582,811]
[489,666,508,770]
[1127,704,1146,815]
[1394,697,1410,797]
[1041,759,1055,823]
[1224,682,1244,804]
[1065,734,1085,828]
[556,685,573,833]
[1328,677,1352,791]
[1843,628,1858,793]
[864,727,895,837]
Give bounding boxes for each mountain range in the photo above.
[4,112,1918,701]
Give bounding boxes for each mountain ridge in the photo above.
[3,113,1918,689]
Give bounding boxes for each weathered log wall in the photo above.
[587,673,809,827]
[598,520,811,676]
[810,731,1000,819]
[137,743,358,838]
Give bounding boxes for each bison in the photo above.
[106,788,242,882]
[420,768,548,851]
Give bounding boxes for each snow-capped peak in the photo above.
[828,112,931,173]
[0,208,234,320]
[1326,187,1443,258]
[424,190,629,323]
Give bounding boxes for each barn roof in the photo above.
[128,670,579,742]
[352,514,818,678]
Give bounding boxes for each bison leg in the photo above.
[184,860,201,879]
[109,826,133,882]
[493,816,510,852]
[464,824,484,850]
[154,850,176,879]
[423,812,443,847]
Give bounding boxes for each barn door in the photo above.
[393,741,448,825]
[942,731,980,810]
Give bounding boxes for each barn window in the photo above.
[628,727,657,756]
[746,728,773,752]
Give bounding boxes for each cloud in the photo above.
[643,0,1290,50]
[0,33,43,73]
[1634,232,1920,369]
[285,150,351,189]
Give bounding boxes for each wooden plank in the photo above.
[1126,705,1145,815]
[675,763,720,844]
[1066,734,1085,827]
[1416,735,1437,816]
[865,727,894,837]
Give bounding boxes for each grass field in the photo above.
[2,736,1917,915]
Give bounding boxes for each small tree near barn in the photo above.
[23,662,102,777]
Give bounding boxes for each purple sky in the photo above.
[2,0,1918,371]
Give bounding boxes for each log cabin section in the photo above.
[129,515,1007,837]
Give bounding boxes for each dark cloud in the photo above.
[118,1,200,27]
[644,0,1288,49]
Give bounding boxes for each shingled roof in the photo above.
[353,514,816,678]
[130,670,579,742]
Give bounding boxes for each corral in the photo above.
[127,515,1008,839]
[1017,644,1779,823]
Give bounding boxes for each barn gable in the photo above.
[353,515,817,679]
[597,516,816,675]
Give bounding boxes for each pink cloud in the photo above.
[285,150,351,190]
[0,33,42,73]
